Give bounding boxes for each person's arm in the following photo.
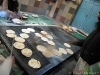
[68,39,85,47]
[2,0,12,14]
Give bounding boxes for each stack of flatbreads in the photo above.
[6,29,16,38]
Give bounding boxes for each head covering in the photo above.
[8,0,19,12]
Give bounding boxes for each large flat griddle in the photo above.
[0,26,80,75]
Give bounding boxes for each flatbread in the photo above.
[66,49,74,54]
[46,34,53,39]
[21,29,30,33]
[52,49,62,56]
[64,43,71,48]
[28,58,41,68]
[22,16,28,19]
[59,48,67,54]
[15,37,25,43]
[6,33,16,38]
[41,37,48,41]
[35,33,42,37]
[36,45,47,52]
[23,13,28,17]
[21,48,32,57]
[20,33,29,39]
[27,28,35,32]
[6,30,15,34]
[12,18,22,24]
[13,42,25,49]
[42,50,53,58]
[41,31,48,35]
[47,41,55,45]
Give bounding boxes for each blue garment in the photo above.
[0,10,20,19]
[0,11,8,18]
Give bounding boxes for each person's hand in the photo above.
[20,14,23,20]
[67,40,77,45]
[0,56,15,75]
[12,12,17,18]
[0,55,5,64]
[0,55,15,65]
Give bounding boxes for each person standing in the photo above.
[0,0,22,19]
[69,12,100,75]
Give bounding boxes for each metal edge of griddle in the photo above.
[0,35,54,75]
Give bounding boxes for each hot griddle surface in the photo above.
[0,26,80,75]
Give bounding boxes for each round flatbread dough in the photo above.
[46,34,53,39]
[15,37,25,43]
[28,58,41,68]
[21,29,30,33]
[22,16,28,18]
[59,48,67,54]
[20,33,29,39]
[41,37,48,41]
[6,30,15,34]
[64,43,71,48]
[21,48,32,57]
[52,49,62,56]
[12,18,22,24]
[36,45,47,52]
[6,33,16,38]
[47,41,55,45]
[66,49,74,54]
[42,50,53,58]
[41,31,48,35]
[13,42,25,49]
[27,28,35,32]
[35,33,42,37]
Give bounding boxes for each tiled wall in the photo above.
[18,0,81,25]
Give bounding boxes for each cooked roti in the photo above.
[6,33,16,38]
[47,41,55,45]
[41,37,48,41]
[42,50,53,58]
[41,31,48,35]
[52,49,62,56]
[13,42,25,49]
[46,34,53,39]
[15,37,25,43]
[21,29,30,33]
[36,45,47,52]
[59,48,67,54]
[35,33,42,37]
[28,58,41,68]
[20,33,29,39]
[6,30,15,34]
[66,49,74,54]
[21,48,32,57]
[27,28,35,32]
[64,43,71,48]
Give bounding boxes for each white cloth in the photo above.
[73,57,89,75]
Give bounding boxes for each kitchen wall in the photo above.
[18,0,82,25]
